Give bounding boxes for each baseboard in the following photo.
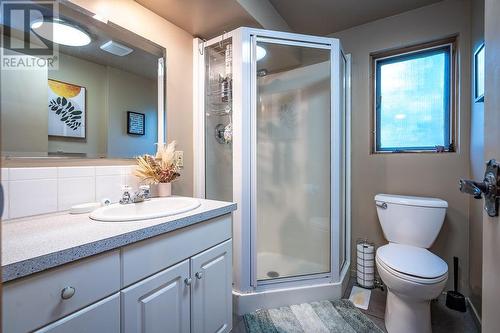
[466,297,482,330]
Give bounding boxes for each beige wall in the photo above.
[1,54,48,155]
[330,0,471,291]
[106,67,157,158]
[469,0,484,316]
[48,53,107,156]
[69,0,194,196]
[3,51,157,159]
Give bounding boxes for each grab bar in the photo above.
[376,202,387,209]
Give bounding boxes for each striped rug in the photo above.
[243,299,384,333]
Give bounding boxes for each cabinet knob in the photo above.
[184,277,192,286]
[195,272,203,279]
[61,286,75,300]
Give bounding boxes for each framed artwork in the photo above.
[48,79,86,139]
[474,43,485,103]
[127,111,145,135]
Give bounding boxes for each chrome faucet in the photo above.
[119,185,151,204]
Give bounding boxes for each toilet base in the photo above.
[385,289,432,333]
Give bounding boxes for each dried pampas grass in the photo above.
[135,141,180,184]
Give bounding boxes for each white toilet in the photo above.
[374,194,449,333]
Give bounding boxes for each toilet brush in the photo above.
[445,256,466,312]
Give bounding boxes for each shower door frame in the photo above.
[249,32,343,290]
[193,28,350,294]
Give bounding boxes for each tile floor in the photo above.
[342,278,480,333]
[232,278,480,332]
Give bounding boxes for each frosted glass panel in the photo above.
[376,47,450,151]
[256,41,331,281]
[205,39,233,201]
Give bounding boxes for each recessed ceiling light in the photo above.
[256,45,267,61]
[31,18,91,47]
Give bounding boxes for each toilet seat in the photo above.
[376,243,448,284]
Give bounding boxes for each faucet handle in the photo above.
[119,185,133,204]
[139,185,151,200]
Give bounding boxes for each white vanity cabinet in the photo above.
[122,239,232,333]
[3,214,233,333]
[191,240,232,333]
[34,293,120,333]
[3,250,121,333]
[122,259,191,333]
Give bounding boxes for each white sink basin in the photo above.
[90,197,201,222]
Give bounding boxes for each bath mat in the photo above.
[349,286,372,310]
[243,299,383,333]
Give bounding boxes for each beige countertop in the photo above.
[2,197,236,282]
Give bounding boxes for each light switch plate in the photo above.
[175,151,184,168]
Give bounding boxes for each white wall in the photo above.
[1,165,140,220]
[329,0,471,291]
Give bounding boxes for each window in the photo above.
[372,38,456,152]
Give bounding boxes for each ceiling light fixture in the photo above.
[256,45,267,61]
[31,18,91,47]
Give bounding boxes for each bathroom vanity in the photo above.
[2,198,236,333]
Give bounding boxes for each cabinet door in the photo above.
[121,259,190,333]
[35,293,120,333]
[191,240,232,333]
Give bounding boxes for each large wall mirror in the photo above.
[1,1,166,160]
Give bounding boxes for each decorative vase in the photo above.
[152,182,172,197]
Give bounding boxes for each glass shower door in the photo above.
[253,38,332,282]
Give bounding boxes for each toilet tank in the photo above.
[374,194,448,248]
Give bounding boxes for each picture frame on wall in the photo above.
[127,111,145,135]
[48,79,86,139]
[474,43,485,103]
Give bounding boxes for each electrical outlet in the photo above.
[175,151,184,167]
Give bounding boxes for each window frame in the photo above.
[371,37,457,154]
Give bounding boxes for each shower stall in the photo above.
[193,28,350,314]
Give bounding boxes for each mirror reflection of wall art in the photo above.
[474,43,485,103]
[48,79,86,139]
[127,111,145,135]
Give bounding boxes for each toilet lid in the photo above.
[376,243,448,279]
